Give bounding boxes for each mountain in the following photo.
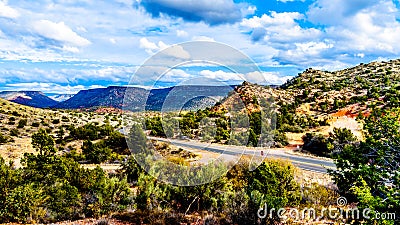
[55,86,135,109]
[0,91,59,108]
[54,85,236,111]
[47,94,75,102]
[144,85,235,111]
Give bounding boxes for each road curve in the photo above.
[148,137,336,174]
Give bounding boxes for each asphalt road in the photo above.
[148,137,336,174]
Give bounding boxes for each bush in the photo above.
[0,133,10,143]
[31,122,40,127]
[10,129,19,137]
[17,119,27,128]
[302,133,330,157]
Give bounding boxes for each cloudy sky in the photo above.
[1,0,400,93]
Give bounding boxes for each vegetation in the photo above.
[0,129,131,223]
[330,108,400,224]
[302,127,357,157]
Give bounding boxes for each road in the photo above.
[148,137,336,174]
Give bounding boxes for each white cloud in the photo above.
[62,46,80,53]
[262,72,292,85]
[308,0,400,54]
[241,5,257,16]
[200,70,243,81]
[199,70,291,85]
[5,82,106,94]
[176,30,188,37]
[0,1,20,18]
[192,36,215,42]
[139,37,165,54]
[139,37,190,59]
[32,20,91,47]
[241,12,321,42]
[109,38,117,44]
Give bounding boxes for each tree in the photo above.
[82,140,111,164]
[31,129,55,156]
[127,124,148,154]
[248,159,301,224]
[330,108,400,224]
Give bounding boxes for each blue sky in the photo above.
[1,0,400,93]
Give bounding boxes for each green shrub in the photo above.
[31,122,40,127]
[10,129,19,137]
[17,119,27,128]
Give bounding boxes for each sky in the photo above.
[1,0,400,94]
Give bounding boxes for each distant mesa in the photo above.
[0,91,58,108]
[0,85,236,111]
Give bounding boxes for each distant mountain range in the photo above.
[0,91,59,108]
[0,85,236,111]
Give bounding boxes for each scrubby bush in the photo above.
[17,119,27,128]
[0,133,10,144]
[9,129,19,137]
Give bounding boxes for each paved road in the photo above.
[148,137,336,174]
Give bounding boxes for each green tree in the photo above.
[31,129,55,156]
[330,108,400,224]
[248,159,301,224]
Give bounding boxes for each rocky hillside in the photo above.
[0,91,59,108]
[217,58,400,116]
[209,58,400,148]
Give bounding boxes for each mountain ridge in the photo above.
[0,91,59,108]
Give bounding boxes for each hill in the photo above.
[55,86,134,109]
[0,91,59,108]
[193,58,400,149]
[217,58,400,116]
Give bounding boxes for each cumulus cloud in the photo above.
[0,1,20,19]
[32,20,91,47]
[0,65,136,85]
[307,0,400,55]
[307,0,381,24]
[241,12,321,43]
[199,70,292,85]
[139,0,243,25]
[139,37,190,59]
[139,37,166,54]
